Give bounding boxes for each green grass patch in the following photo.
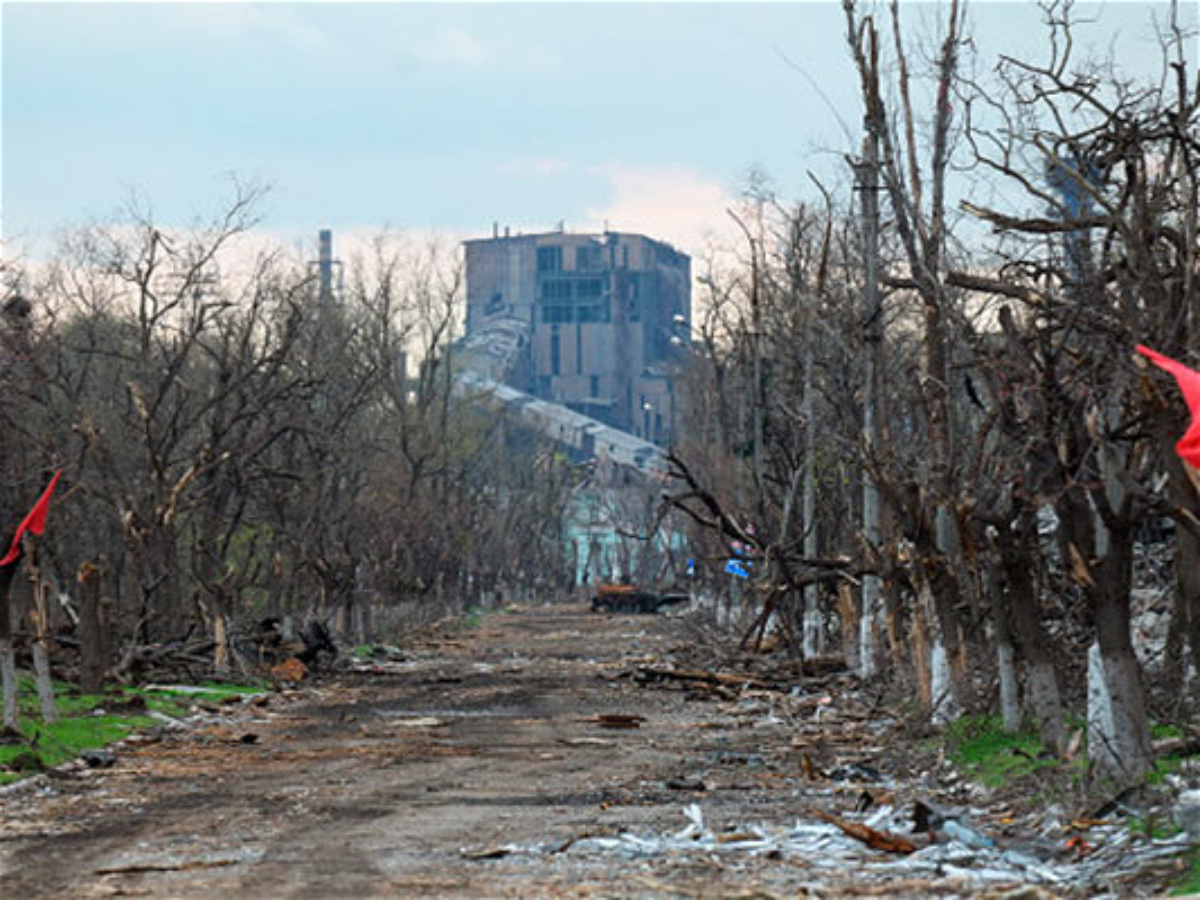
[1129,814,1183,840]
[1153,722,1185,741]
[1147,721,1200,786]
[0,713,153,785]
[458,608,484,631]
[1,672,265,785]
[947,715,1060,788]
[1149,755,1187,787]
[1172,849,1200,895]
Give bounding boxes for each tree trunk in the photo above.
[1088,529,1152,780]
[31,642,58,724]
[920,549,975,715]
[0,562,17,728]
[836,581,860,672]
[999,511,1067,754]
[911,594,932,707]
[0,642,16,729]
[78,563,105,694]
[28,556,58,723]
[984,561,1021,732]
[212,603,230,672]
[1166,462,1200,686]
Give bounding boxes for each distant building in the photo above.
[461,228,690,446]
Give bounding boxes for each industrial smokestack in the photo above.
[318,229,334,304]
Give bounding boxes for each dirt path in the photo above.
[0,603,1168,898]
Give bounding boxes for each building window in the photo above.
[575,245,601,271]
[551,332,561,376]
[621,246,629,269]
[542,279,572,300]
[537,246,562,272]
[578,278,602,298]
[576,323,583,374]
[590,375,600,396]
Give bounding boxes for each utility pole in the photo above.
[859,109,883,680]
[802,334,822,658]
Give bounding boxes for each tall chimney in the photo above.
[318,229,334,304]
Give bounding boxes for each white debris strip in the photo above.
[501,803,1195,896]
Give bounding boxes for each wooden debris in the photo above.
[95,856,248,875]
[813,808,916,854]
[558,737,614,747]
[665,777,708,792]
[635,666,787,693]
[459,845,511,860]
[270,658,307,683]
[583,713,645,729]
[392,717,447,728]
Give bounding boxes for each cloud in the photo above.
[412,27,493,70]
[11,4,340,59]
[498,157,572,178]
[582,164,739,260]
[399,26,561,75]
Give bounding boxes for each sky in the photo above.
[2,1,1195,266]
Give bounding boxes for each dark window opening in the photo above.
[575,245,601,271]
[537,246,562,272]
[578,278,603,298]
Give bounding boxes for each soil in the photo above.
[0,603,1179,898]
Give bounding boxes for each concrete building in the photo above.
[461,228,690,446]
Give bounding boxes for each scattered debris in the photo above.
[813,808,916,854]
[459,845,513,860]
[270,658,307,683]
[591,584,690,614]
[79,749,116,769]
[584,713,645,729]
[95,848,265,875]
[634,666,788,694]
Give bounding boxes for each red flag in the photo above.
[1137,345,1200,468]
[0,470,62,566]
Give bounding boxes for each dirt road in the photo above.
[0,603,1160,898]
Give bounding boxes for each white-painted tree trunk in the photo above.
[859,581,879,678]
[997,639,1020,732]
[803,590,822,659]
[1087,641,1119,775]
[930,640,959,725]
[1,642,17,728]
[1088,640,1151,779]
[32,642,58,724]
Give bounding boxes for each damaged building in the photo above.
[460,227,690,447]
